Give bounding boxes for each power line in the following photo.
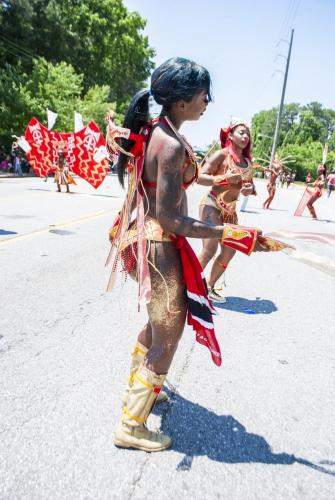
[285,0,301,36]
[0,34,37,58]
[248,1,302,116]
[278,0,296,39]
[0,43,32,62]
[0,35,38,61]
[280,0,302,38]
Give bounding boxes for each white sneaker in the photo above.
[209,288,226,303]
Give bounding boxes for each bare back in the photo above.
[142,121,193,218]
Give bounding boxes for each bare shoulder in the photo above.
[208,148,226,163]
[200,147,226,175]
[221,147,229,158]
[153,125,185,170]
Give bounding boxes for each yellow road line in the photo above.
[0,209,114,247]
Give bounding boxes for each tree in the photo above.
[0,63,30,152]
[0,58,121,150]
[78,84,119,132]
[251,102,335,180]
[0,0,155,107]
[20,58,83,131]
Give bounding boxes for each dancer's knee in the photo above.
[219,245,236,263]
[200,246,217,264]
[138,323,152,348]
[145,328,183,372]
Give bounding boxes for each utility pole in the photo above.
[270,29,294,167]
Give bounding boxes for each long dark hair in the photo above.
[117,57,212,186]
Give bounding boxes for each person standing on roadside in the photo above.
[14,154,23,177]
[327,170,335,198]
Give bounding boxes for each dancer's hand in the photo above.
[241,183,253,196]
[253,231,271,252]
[254,241,270,252]
[226,172,242,185]
[213,175,229,186]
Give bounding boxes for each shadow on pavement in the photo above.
[0,229,18,235]
[2,215,35,219]
[28,188,119,198]
[239,210,260,214]
[213,296,277,314]
[298,215,334,223]
[155,391,335,477]
[263,208,289,212]
[49,229,76,236]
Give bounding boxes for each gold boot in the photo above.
[114,364,171,452]
[122,341,168,406]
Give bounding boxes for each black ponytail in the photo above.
[117,89,150,187]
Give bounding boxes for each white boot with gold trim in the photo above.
[115,364,171,452]
[122,341,168,406]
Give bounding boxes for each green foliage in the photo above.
[277,141,325,180]
[0,64,30,151]
[0,0,154,102]
[0,59,121,151]
[0,0,154,150]
[20,58,83,131]
[78,84,120,132]
[252,102,335,180]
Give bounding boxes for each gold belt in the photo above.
[119,217,173,252]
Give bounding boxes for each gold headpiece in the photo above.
[229,117,250,130]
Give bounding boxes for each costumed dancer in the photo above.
[306,175,325,219]
[106,59,276,452]
[262,155,283,209]
[294,174,325,219]
[54,145,76,193]
[197,118,256,302]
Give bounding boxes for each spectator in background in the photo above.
[317,163,327,181]
[21,157,28,174]
[0,157,8,171]
[14,154,23,177]
[276,172,281,187]
[7,155,13,173]
[305,172,312,184]
[281,173,286,188]
[327,170,335,198]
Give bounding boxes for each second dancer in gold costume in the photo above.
[198,118,256,302]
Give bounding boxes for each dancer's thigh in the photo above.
[147,241,187,334]
[199,205,221,252]
[307,193,318,206]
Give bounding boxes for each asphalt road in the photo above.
[1,175,335,499]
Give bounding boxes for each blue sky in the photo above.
[123,0,335,148]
